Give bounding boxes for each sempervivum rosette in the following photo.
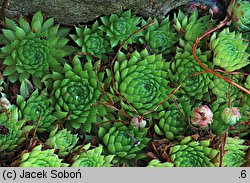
[221,137,249,167]
[111,49,171,117]
[17,89,56,133]
[19,145,68,167]
[0,108,32,152]
[71,144,114,167]
[210,28,249,72]
[169,39,212,100]
[51,56,106,132]
[154,98,191,140]
[231,0,250,31]
[70,21,110,60]
[98,122,149,161]
[0,11,72,88]
[209,75,240,104]
[45,127,79,156]
[99,10,141,48]
[139,17,177,54]
[169,136,219,167]
[147,159,174,167]
[174,10,213,43]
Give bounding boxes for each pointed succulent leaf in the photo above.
[169,137,219,167]
[72,146,114,167]
[0,11,72,88]
[45,127,79,156]
[19,145,68,167]
[51,56,106,132]
[210,28,249,72]
[0,108,31,152]
[98,122,149,162]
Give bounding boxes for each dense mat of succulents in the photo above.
[0,0,250,167]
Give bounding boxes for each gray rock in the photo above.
[0,0,189,24]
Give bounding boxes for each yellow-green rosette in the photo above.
[19,145,68,167]
[45,127,79,156]
[147,159,174,167]
[210,28,249,72]
[169,136,219,167]
[0,108,32,152]
[222,137,249,167]
[71,144,114,167]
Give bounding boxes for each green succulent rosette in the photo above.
[210,28,249,72]
[45,127,79,156]
[99,10,141,48]
[111,49,171,117]
[174,10,213,43]
[169,39,212,100]
[231,0,250,31]
[98,122,149,161]
[209,75,240,104]
[169,136,219,167]
[70,21,111,60]
[0,108,32,152]
[17,89,56,133]
[72,143,114,167]
[222,137,249,167]
[19,145,68,167]
[51,56,106,132]
[154,98,191,140]
[139,17,177,54]
[0,11,73,88]
[147,159,174,167]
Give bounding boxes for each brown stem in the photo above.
[143,82,183,115]
[115,89,142,118]
[219,133,228,167]
[214,69,249,76]
[32,115,42,140]
[143,70,206,116]
[60,111,72,127]
[96,119,126,126]
[75,52,99,60]
[94,69,114,105]
[102,101,132,119]
[237,119,250,135]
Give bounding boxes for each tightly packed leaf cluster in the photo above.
[0,11,73,89]
[169,136,219,167]
[71,143,114,167]
[0,0,249,167]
